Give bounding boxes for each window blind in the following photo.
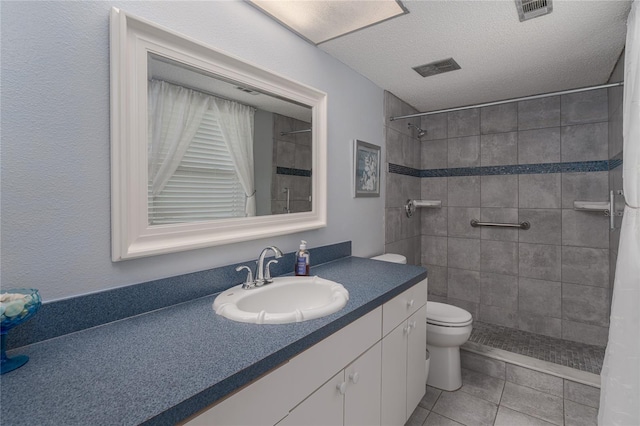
[149,109,246,225]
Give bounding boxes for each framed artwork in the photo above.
[353,140,381,198]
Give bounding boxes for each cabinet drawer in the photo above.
[382,279,427,337]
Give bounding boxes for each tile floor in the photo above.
[468,322,605,374]
[405,368,599,426]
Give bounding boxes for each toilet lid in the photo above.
[426,301,473,326]
[371,253,407,264]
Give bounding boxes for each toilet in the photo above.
[426,301,473,391]
[371,252,473,392]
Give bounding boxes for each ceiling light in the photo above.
[247,0,409,45]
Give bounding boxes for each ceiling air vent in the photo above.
[515,0,553,22]
[413,58,461,78]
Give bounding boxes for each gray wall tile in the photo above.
[481,103,518,134]
[519,277,562,318]
[385,207,402,243]
[447,297,479,319]
[480,208,519,242]
[518,311,563,338]
[448,135,480,168]
[422,112,448,141]
[518,127,561,164]
[561,88,608,126]
[448,267,481,303]
[448,237,481,271]
[562,210,609,249]
[519,243,561,281]
[480,132,518,166]
[481,175,518,208]
[422,207,448,237]
[479,304,518,327]
[422,177,448,207]
[519,173,561,209]
[561,122,609,162]
[385,91,417,136]
[500,382,564,425]
[480,272,518,308]
[425,264,448,297]
[448,108,480,137]
[562,246,609,287]
[562,320,608,346]
[448,207,481,238]
[422,138,448,169]
[423,236,448,267]
[386,172,405,208]
[561,172,609,209]
[481,240,519,275]
[564,381,600,409]
[562,283,610,327]
[448,176,480,207]
[505,364,564,397]
[518,209,562,245]
[518,96,561,131]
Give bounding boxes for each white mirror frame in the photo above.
[110,8,327,261]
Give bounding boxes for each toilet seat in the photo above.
[426,302,473,327]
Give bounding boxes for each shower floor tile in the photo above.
[468,321,605,374]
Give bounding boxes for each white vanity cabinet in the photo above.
[381,279,428,426]
[183,278,427,426]
[277,341,381,426]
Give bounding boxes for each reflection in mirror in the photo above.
[147,54,312,225]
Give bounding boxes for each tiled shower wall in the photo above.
[272,113,312,215]
[384,93,422,265]
[384,81,623,347]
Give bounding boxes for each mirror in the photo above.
[110,8,327,261]
[147,54,313,223]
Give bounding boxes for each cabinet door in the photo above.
[380,322,408,426]
[344,341,382,426]
[277,371,345,426]
[406,306,427,418]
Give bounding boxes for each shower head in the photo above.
[408,123,426,138]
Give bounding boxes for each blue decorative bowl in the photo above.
[1,288,41,374]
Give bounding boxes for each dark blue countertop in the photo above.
[0,257,426,425]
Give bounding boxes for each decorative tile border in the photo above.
[8,241,352,349]
[276,166,312,177]
[609,152,623,170]
[388,159,621,178]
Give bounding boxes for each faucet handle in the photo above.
[235,265,254,288]
[264,260,278,280]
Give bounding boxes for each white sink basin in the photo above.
[213,276,349,324]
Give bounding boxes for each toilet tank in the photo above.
[371,253,407,264]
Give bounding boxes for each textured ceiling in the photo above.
[318,0,632,113]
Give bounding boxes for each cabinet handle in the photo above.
[336,382,347,395]
[407,299,414,309]
[349,372,360,384]
[409,320,417,329]
[403,325,410,334]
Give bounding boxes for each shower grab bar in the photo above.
[470,219,530,230]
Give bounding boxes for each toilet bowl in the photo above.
[426,301,472,391]
[371,253,407,264]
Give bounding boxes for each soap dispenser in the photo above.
[295,240,310,276]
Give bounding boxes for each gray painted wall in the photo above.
[1,1,385,301]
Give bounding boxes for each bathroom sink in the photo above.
[213,276,349,324]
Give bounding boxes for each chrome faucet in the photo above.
[236,246,283,289]
[255,246,283,286]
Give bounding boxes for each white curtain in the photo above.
[599,1,640,425]
[148,80,211,196]
[212,98,256,216]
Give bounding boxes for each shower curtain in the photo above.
[598,1,640,425]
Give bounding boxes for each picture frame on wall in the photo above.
[353,139,381,198]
